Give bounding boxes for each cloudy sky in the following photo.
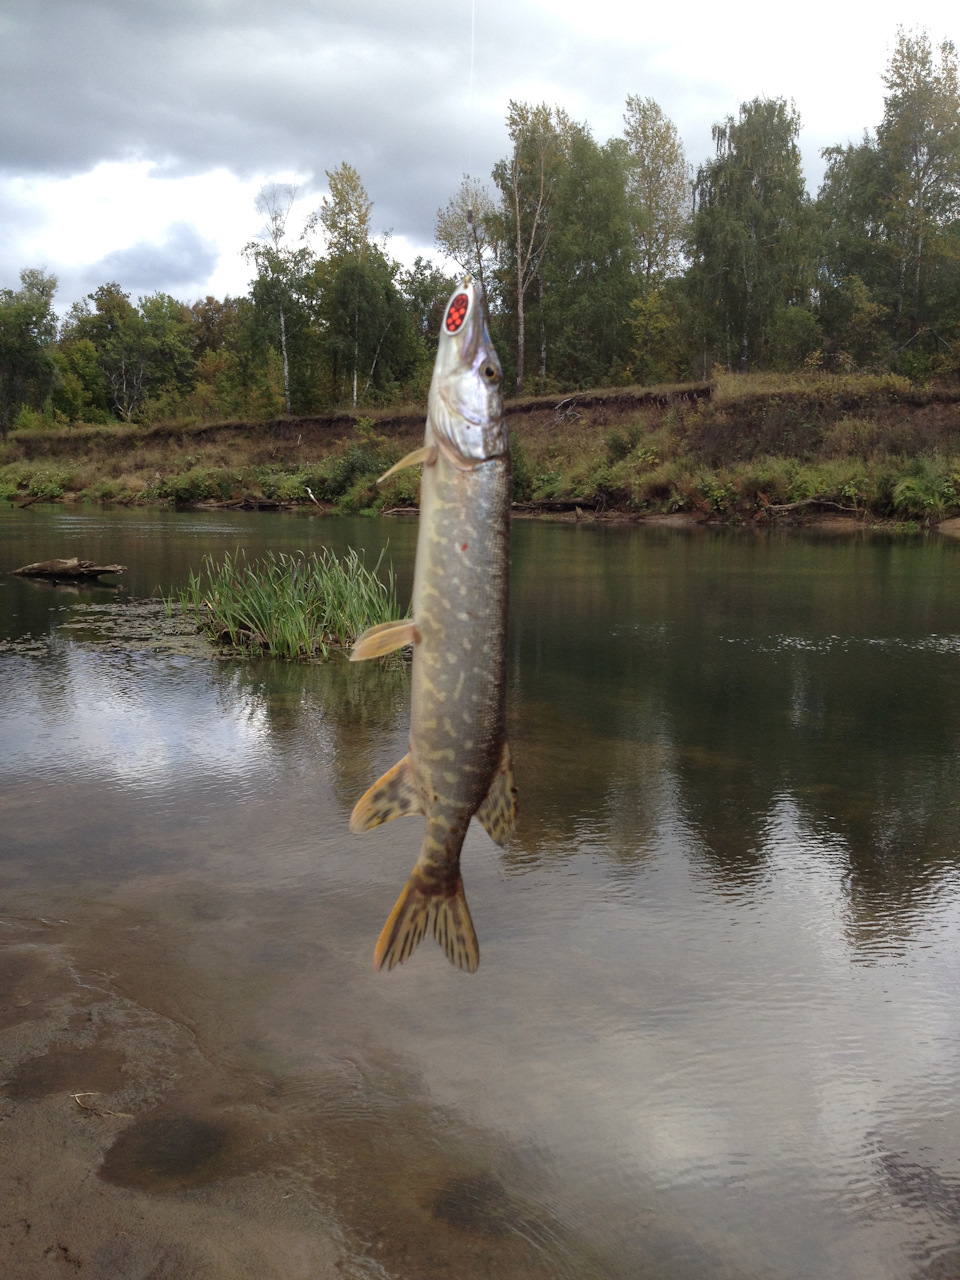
[2,0,958,313]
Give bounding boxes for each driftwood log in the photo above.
[13,557,126,580]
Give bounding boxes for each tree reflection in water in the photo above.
[506,522,960,959]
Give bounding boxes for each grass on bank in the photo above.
[0,415,420,513]
[174,547,406,660]
[508,372,960,522]
[5,372,960,522]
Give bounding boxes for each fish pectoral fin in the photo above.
[349,619,419,662]
[378,445,438,484]
[475,740,517,848]
[375,872,479,973]
[350,753,423,832]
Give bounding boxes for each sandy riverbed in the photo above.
[1,924,346,1280]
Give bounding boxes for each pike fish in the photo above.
[348,277,516,973]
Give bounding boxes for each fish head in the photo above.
[427,278,506,467]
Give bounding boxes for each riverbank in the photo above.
[3,371,960,525]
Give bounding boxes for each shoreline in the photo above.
[4,373,960,526]
[5,495,957,537]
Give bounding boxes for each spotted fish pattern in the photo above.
[349,278,515,973]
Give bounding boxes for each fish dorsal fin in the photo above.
[378,444,437,484]
[475,740,517,848]
[349,619,419,662]
[350,753,423,832]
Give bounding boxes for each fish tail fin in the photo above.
[374,873,479,974]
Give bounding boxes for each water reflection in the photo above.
[218,657,410,808]
[509,523,960,959]
[2,647,273,786]
[4,509,960,1277]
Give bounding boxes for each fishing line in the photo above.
[467,0,476,228]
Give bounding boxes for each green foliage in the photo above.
[397,255,456,381]
[242,423,403,512]
[315,247,420,406]
[630,285,692,384]
[819,31,960,349]
[891,457,959,518]
[243,184,322,417]
[434,179,498,303]
[511,433,535,502]
[539,128,636,387]
[313,441,394,505]
[213,300,287,420]
[28,467,70,498]
[316,163,373,259]
[175,546,405,660]
[0,268,58,434]
[51,337,109,421]
[605,420,644,461]
[623,95,690,285]
[766,306,822,370]
[11,42,960,438]
[689,97,815,374]
[377,470,420,509]
[820,415,882,456]
[153,467,221,503]
[695,474,738,514]
[878,30,960,338]
[13,406,51,431]
[492,101,573,395]
[60,284,197,422]
[816,274,891,370]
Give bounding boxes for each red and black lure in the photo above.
[445,292,469,334]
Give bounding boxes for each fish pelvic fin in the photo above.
[375,872,479,973]
[350,753,423,832]
[475,740,517,848]
[377,444,438,484]
[349,619,419,662]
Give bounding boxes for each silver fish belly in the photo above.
[349,278,516,972]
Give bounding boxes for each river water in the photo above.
[2,506,960,1279]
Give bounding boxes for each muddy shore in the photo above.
[1,922,345,1280]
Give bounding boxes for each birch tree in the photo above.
[539,128,635,387]
[313,164,419,406]
[315,163,374,407]
[688,98,811,371]
[243,183,313,414]
[817,28,960,360]
[877,28,960,336]
[493,102,571,395]
[623,96,691,287]
[434,176,499,303]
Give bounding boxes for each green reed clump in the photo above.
[176,546,405,660]
[891,457,960,520]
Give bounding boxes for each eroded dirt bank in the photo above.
[3,377,960,523]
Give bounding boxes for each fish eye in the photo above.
[482,365,498,381]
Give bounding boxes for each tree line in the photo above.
[2,26,958,433]
[0,163,454,433]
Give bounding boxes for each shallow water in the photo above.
[3,507,960,1278]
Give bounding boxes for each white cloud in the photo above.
[2,0,958,309]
